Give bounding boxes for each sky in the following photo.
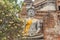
[17,0,35,8]
[17,0,35,4]
[17,0,24,4]
[17,0,24,8]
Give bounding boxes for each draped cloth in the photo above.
[22,19,32,36]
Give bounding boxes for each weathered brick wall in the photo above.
[43,12,60,40]
[43,13,55,40]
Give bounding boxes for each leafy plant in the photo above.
[0,0,24,40]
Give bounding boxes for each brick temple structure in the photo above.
[21,0,60,40]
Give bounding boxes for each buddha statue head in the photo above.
[27,8,35,17]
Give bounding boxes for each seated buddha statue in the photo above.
[22,8,41,36]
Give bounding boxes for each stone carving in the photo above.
[22,8,43,37]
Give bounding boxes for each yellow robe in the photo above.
[22,19,32,36]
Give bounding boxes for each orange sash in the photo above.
[22,19,32,36]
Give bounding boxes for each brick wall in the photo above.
[43,12,60,40]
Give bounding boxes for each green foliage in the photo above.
[0,0,24,40]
